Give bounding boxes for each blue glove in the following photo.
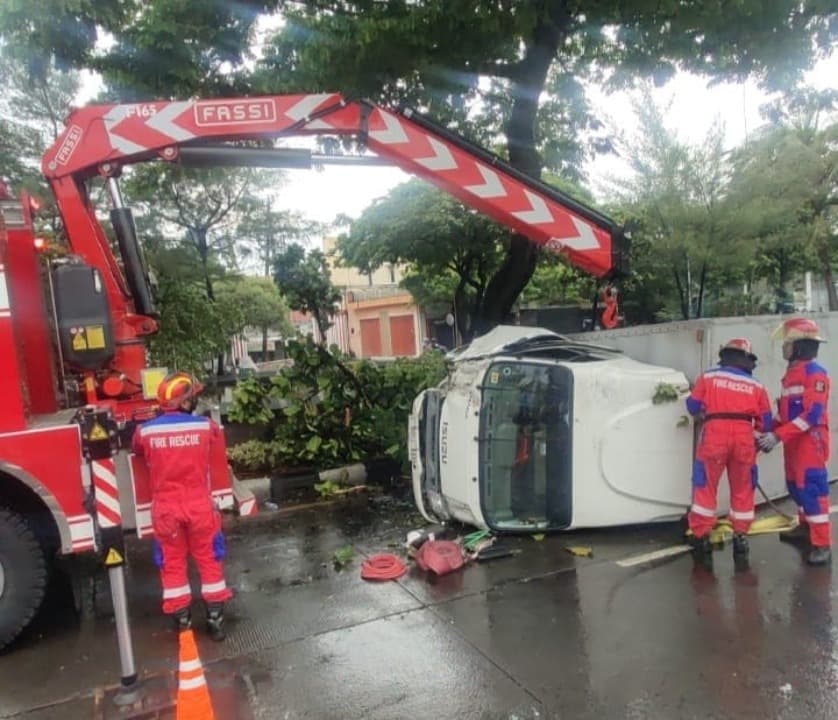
[152,540,164,568]
[212,531,226,561]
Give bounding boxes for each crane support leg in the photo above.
[108,559,142,706]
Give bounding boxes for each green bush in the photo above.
[356,352,448,470]
[226,338,446,475]
[227,439,277,474]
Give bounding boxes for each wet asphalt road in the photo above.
[2,489,838,720]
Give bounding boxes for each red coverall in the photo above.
[774,360,832,548]
[600,286,619,329]
[686,366,773,537]
[132,412,233,614]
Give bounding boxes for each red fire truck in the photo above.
[0,94,627,650]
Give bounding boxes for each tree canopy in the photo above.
[1,2,836,337]
[2,0,834,332]
[727,91,838,310]
[0,0,276,96]
[273,244,341,342]
[252,0,835,330]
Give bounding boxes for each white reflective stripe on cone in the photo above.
[691,504,716,518]
[179,675,208,690]
[179,659,203,672]
[807,514,830,524]
[163,584,191,599]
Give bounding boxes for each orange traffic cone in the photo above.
[176,629,215,720]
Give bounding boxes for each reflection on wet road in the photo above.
[3,490,838,719]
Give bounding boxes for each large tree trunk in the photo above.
[314,310,329,345]
[475,1,570,335]
[673,267,689,320]
[194,227,224,374]
[696,262,707,318]
[194,228,215,301]
[453,274,471,343]
[816,242,838,311]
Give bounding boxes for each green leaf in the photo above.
[333,545,354,568]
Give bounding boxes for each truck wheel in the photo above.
[0,508,48,651]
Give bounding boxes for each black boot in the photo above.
[692,536,713,568]
[172,608,192,632]
[733,534,750,569]
[779,523,809,546]
[206,604,226,641]
[807,546,832,566]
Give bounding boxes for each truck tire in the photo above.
[0,508,48,651]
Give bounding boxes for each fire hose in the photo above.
[360,554,407,581]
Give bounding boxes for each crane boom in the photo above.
[41,93,628,406]
[44,94,626,275]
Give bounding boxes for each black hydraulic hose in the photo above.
[110,207,156,317]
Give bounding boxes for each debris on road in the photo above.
[405,525,455,551]
[564,546,594,558]
[475,544,520,562]
[332,545,354,569]
[463,529,492,552]
[314,472,369,501]
[414,540,466,576]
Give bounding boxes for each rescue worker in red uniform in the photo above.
[757,318,831,566]
[600,285,620,330]
[132,372,232,639]
[686,339,773,568]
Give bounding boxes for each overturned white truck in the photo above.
[409,314,838,532]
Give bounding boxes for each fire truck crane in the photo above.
[0,93,628,651]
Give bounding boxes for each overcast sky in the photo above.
[253,54,838,229]
[77,47,836,239]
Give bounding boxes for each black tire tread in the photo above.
[0,506,48,651]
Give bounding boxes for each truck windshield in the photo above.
[479,362,573,531]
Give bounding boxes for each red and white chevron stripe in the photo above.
[92,458,121,529]
[43,93,616,278]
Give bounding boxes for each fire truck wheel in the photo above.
[0,508,48,651]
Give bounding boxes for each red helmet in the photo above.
[157,372,203,409]
[720,337,757,360]
[772,317,826,343]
